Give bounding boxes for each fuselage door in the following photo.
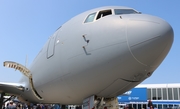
[47,31,58,59]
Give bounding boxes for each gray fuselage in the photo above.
[19,6,174,104]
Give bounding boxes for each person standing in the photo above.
[147,100,154,109]
[7,101,16,109]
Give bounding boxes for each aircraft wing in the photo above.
[0,82,25,95]
[0,61,30,95]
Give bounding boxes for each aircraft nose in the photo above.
[127,15,174,67]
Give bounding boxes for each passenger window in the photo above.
[96,9,112,20]
[84,12,96,23]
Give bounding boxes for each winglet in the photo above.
[3,61,31,78]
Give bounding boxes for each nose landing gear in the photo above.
[83,96,119,109]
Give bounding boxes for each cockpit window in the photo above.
[114,9,139,15]
[96,9,112,20]
[84,12,96,23]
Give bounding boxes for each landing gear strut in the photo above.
[83,96,119,109]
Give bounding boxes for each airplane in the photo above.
[0,6,174,109]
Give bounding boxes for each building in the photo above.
[118,83,180,109]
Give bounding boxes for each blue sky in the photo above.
[0,0,179,84]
